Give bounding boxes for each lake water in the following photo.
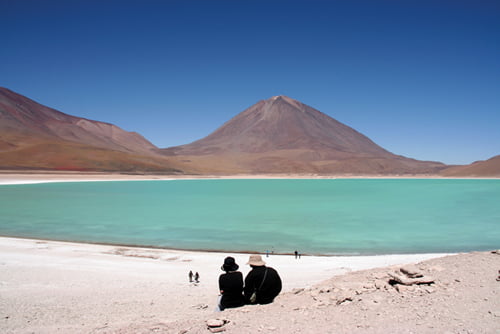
[0,179,499,255]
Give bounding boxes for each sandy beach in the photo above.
[1,237,499,333]
[1,173,499,333]
[0,237,457,333]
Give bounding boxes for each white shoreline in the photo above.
[0,173,497,185]
[0,236,449,292]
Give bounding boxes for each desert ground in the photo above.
[1,238,499,333]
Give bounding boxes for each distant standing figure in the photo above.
[244,254,282,305]
[194,272,200,283]
[189,270,193,282]
[266,250,270,257]
[218,257,245,311]
[294,250,298,259]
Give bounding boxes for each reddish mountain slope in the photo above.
[441,155,500,177]
[166,96,392,158]
[162,96,446,175]
[0,87,183,172]
[0,87,156,154]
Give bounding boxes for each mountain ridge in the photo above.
[0,87,183,172]
[441,155,500,177]
[0,87,157,155]
[1,87,498,176]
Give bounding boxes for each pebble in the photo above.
[374,280,386,289]
[207,319,225,327]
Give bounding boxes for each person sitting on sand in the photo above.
[244,254,282,305]
[218,257,245,311]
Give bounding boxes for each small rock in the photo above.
[208,327,226,333]
[207,319,226,327]
[336,294,353,305]
[371,272,387,279]
[193,304,208,309]
[400,264,422,278]
[374,280,386,289]
[363,283,375,290]
[423,286,436,294]
[389,271,434,285]
[395,284,414,293]
[292,288,304,294]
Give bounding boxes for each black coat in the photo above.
[219,271,245,310]
[244,266,282,304]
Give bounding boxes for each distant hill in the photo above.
[441,155,500,177]
[0,87,183,172]
[162,96,446,175]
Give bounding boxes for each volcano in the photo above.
[162,95,445,174]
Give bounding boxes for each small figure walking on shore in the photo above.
[189,270,193,282]
[294,250,298,259]
[194,272,200,283]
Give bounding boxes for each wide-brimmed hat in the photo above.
[221,256,239,271]
[246,254,266,266]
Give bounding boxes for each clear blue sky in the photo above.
[2,0,499,165]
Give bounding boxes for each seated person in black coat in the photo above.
[244,254,282,305]
[218,257,245,311]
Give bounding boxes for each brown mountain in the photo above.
[0,87,183,172]
[441,155,500,177]
[162,95,446,174]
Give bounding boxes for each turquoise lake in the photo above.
[0,179,499,255]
